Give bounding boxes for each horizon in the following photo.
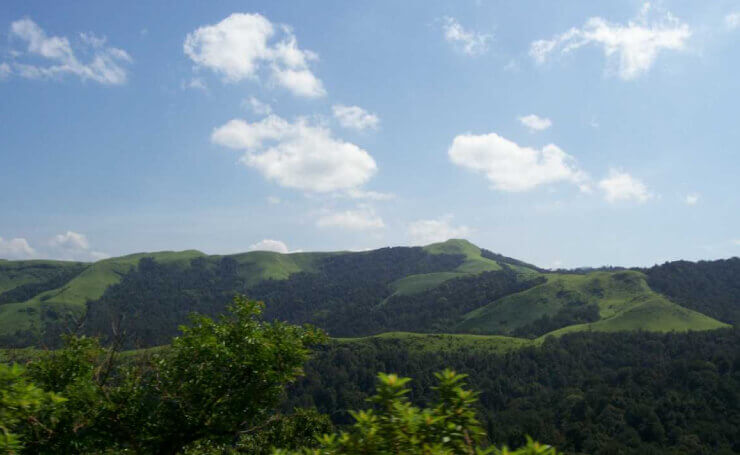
[1,237,737,271]
[2,1,740,268]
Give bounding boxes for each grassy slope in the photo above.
[389,240,504,297]
[0,251,205,338]
[335,331,532,354]
[457,270,730,335]
[0,260,85,294]
[227,251,334,287]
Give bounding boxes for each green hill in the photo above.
[457,270,730,336]
[0,240,734,348]
[0,250,205,345]
[389,239,541,297]
[0,259,86,295]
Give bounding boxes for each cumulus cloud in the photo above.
[530,4,691,80]
[184,13,325,97]
[332,105,380,131]
[248,239,289,253]
[0,232,107,261]
[48,231,108,261]
[212,114,377,192]
[441,17,491,56]
[50,231,90,250]
[685,193,699,205]
[316,207,385,230]
[448,132,589,192]
[0,237,36,260]
[519,114,552,132]
[598,170,652,203]
[3,18,132,85]
[244,96,273,115]
[407,216,471,245]
[726,12,740,29]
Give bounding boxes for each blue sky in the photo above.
[1,0,739,267]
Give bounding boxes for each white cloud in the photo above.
[183,77,207,91]
[407,216,471,245]
[503,59,520,72]
[248,239,289,253]
[244,96,273,115]
[267,196,281,204]
[726,12,740,29]
[518,114,552,132]
[332,105,380,131]
[598,170,652,203]
[733,239,740,247]
[685,193,699,205]
[448,132,589,192]
[0,237,36,260]
[212,114,377,193]
[271,67,324,98]
[530,4,691,80]
[0,63,10,80]
[316,208,385,230]
[48,231,108,261]
[441,17,491,56]
[0,231,108,261]
[184,13,325,97]
[50,231,90,250]
[345,188,395,201]
[4,18,132,85]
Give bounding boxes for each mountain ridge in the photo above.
[0,239,735,348]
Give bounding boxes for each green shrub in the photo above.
[276,370,557,455]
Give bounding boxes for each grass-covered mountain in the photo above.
[0,239,735,348]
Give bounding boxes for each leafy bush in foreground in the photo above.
[277,370,557,455]
[1,296,555,454]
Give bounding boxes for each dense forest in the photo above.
[644,257,740,326]
[253,267,543,337]
[82,249,545,347]
[287,329,740,454]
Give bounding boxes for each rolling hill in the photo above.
[457,270,729,336]
[0,239,735,348]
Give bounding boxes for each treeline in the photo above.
[286,329,740,454]
[644,257,740,326]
